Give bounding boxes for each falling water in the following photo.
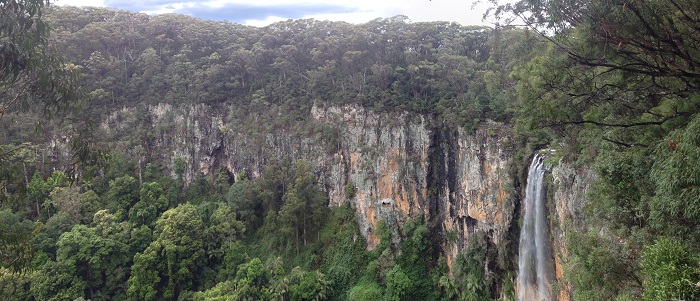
[518,154,556,301]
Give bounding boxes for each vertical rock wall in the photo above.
[549,161,596,301]
[101,103,518,273]
[438,126,516,269]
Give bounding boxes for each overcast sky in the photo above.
[54,0,501,27]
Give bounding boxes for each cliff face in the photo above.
[436,125,516,269]
[101,103,517,270]
[549,161,596,301]
[100,103,606,300]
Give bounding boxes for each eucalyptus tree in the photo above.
[279,161,327,254]
[494,0,700,299]
[0,0,82,271]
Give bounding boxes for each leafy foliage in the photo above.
[501,0,700,300]
[649,114,700,240]
[0,0,81,117]
[56,224,130,299]
[439,233,494,301]
[0,210,35,274]
[128,203,206,300]
[33,7,534,135]
[566,230,643,300]
[9,1,700,300]
[640,238,700,301]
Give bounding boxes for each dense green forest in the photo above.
[42,6,529,128]
[1,2,531,301]
[2,0,700,300]
[505,0,700,300]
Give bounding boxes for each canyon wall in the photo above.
[101,103,518,270]
[100,103,602,300]
[549,161,596,301]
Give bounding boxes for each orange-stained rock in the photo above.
[104,100,604,300]
[551,162,596,301]
[350,152,360,167]
[123,102,519,295]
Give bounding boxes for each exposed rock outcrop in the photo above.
[549,161,596,301]
[95,102,604,300]
[100,102,518,279]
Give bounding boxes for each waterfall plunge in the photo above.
[518,155,556,301]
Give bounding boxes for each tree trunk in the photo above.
[88,269,94,300]
[22,163,29,186]
[138,156,143,185]
[295,227,300,255]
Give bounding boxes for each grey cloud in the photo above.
[175,3,357,21]
[103,1,358,23]
[103,0,181,12]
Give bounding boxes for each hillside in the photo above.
[2,2,700,301]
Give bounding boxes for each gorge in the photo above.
[96,101,577,299]
[4,3,700,300]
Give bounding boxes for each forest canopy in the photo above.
[36,7,535,129]
[499,0,700,300]
[0,4,535,301]
[1,0,699,300]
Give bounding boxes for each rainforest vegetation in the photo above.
[1,0,699,300]
[503,0,700,299]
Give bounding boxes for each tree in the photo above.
[204,205,245,264]
[0,210,34,274]
[78,190,100,224]
[502,0,700,145]
[0,0,81,117]
[509,0,700,81]
[26,170,50,218]
[227,177,263,229]
[31,212,76,258]
[49,186,82,222]
[92,209,129,245]
[0,267,34,301]
[385,265,410,301]
[455,244,492,301]
[279,161,327,254]
[491,1,700,299]
[56,225,130,300]
[128,181,168,227]
[318,202,368,300]
[104,175,138,217]
[127,203,206,300]
[489,0,700,291]
[126,249,160,301]
[392,221,442,301]
[649,116,700,239]
[347,280,382,301]
[29,260,84,301]
[193,280,237,301]
[233,258,273,301]
[640,238,700,301]
[28,170,69,219]
[287,269,331,301]
[0,7,84,273]
[173,156,187,179]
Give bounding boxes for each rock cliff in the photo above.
[97,102,606,301]
[550,161,596,301]
[101,103,519,271]
[34,102,637,301]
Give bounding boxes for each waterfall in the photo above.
[518,154,556,301]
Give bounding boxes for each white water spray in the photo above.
[518,154,556,301]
